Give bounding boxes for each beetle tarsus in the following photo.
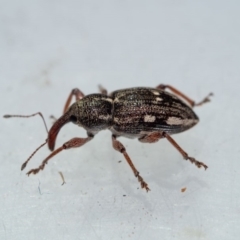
[188,157,208,170]
[194,92,213,107]
[27,168,41,176]
[138,175,151,192]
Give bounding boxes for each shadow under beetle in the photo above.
[4,84,212,192]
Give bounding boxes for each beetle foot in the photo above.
[137,175,151,192]
[188,157,208,170]
[26,164,45,175]
[194,92,213,107]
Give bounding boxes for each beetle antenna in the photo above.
[3,112,49,170]
[21,139,48,170]
[3,112,48,134]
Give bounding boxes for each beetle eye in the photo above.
[70,115,77,123]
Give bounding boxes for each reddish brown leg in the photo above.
[112,135,150,192]
[27,135,94,175]
[139,132,164,143]
[163,132,208,169]
[156,84,212,107]
[98,85,108,95]
[63,88,85,113]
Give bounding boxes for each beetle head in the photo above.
[48,103,79,151]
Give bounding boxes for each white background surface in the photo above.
[1,1,240,240]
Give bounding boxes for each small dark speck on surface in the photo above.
[181,187,187,192]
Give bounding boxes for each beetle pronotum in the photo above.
[4,84,212,192]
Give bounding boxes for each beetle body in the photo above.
[49,87,198,150]
[111,87,198,138]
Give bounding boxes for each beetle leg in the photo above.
[98,85,108,95]
[112,135,150,192]
[163,132,208,169]
[63,88,85,113]
[156,84,212,107]
[26,135,94,175]
[138,132,164,143]
[139,132,207,169]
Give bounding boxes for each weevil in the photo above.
[4,84,212,192]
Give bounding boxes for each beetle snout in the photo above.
[48,111,72,151]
